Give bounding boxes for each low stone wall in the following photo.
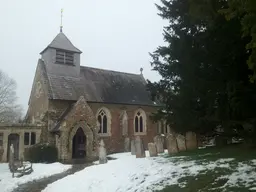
[0,124,44,162]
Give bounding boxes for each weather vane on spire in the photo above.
[60,8,63,32]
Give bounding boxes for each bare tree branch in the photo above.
[0,70,23,123]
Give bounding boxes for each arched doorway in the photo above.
[72,128,86,159]
[7,134,20,161]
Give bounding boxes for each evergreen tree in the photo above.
[148,0,256,138]
[222,0,256,82]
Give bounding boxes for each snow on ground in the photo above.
[0,162,71,192]
[216,161,256,190]
[42,152,235,192]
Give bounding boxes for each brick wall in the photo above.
[88,102,159,153]
[48,99,159,155]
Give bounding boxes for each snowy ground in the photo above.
[0,162,71,192]
[42,150,256,192]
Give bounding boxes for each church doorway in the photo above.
[7,134,20,161]
[72,128,86,159]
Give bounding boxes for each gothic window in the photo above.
[97,108,111,135]
[134,109,146,134]
[56,50,74,65]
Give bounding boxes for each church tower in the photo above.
[40,10,82,77]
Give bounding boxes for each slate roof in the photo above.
[44,63,158,106]
[37,31,159,106]
[40,32,82,54]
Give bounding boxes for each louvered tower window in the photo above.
[56,50,74,65]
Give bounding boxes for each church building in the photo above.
[0,28,164,162]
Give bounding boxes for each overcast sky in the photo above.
[0,0,166,113]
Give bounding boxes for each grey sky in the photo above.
[0,0,166,113]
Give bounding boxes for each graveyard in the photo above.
[1,135,256,192]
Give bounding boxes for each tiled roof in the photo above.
[40,32,82,54]
[40,60,158,106]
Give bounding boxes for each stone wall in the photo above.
[25,62,49,124]
[0,124,43,162]
[56,97,98,161]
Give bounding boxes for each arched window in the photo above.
[134,109,146,134]
[96,107,111,136]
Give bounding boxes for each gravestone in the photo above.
[99,139,108,164]
[176,134,186,151]
[154,135,164,153]
[131,139,136,155]
[124,137,130,152]
[185,131,197,150]
[166,134,178,154]
[135,136,146,158]
[148,143,157,157]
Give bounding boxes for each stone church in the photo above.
[0,29,168,162]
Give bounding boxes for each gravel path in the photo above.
[12,163,92,192]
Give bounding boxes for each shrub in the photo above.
[25,143,58,163]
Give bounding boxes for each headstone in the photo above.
[99,139,108,164]
[166,134,178,154]
[131,139,136,155]
[135,136,146,158]
[176,134,186,151]
[148,143,157,157]
[124,137,130,152]
[154,135,164,153]
[185,131,197,150]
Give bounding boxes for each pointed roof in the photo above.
[40,32,82,54]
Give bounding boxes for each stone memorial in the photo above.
[176,134,186,151]
[135,136,145,158]
[99,139,108,164]
[131,139,136,155]
[154,135,164,153]
[185,131,197,150]
[124,137,130,152]
[148,143,157,157]
[166,134,178,154]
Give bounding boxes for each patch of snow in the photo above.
[216,162,256,189]
[250,159,256,166]
[0,162,71,192]
[216,158,234,163]
[43,152,233,192]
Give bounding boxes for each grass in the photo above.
[156,143,256,192]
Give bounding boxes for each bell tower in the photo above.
[40,9,82,77]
